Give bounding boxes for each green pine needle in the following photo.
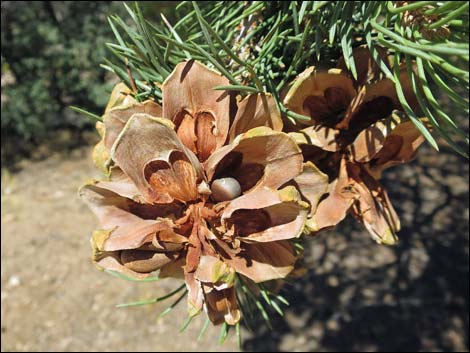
[116,284,186,308]
[157,290,188,319]
[104,269,160,282]
[197,317,211,341]
[179,315,194,332]
[69,106,102,122]
[218,322,229,344]
[236,322,242,349]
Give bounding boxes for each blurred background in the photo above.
[1,1,468,352]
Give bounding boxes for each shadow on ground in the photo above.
[1,138,468,352]
[243,144,469,352]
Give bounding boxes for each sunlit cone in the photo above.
[80,60,309,325]
[284,47,427,244]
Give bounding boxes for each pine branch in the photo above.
[104,1,469,156]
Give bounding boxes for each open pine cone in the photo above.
[284,47,427,244]
[80,61,310,325]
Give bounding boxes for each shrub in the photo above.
[1,1,124,159]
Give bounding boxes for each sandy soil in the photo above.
[1,147,237,352]
[1,141,468,352]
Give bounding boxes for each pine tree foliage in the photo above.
[104,1,469,157]
[1,1,125,143]
[91,2,469,337]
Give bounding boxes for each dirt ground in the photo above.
[1,146,238,352]
[243,142,469,352]
[1,139,468,352]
